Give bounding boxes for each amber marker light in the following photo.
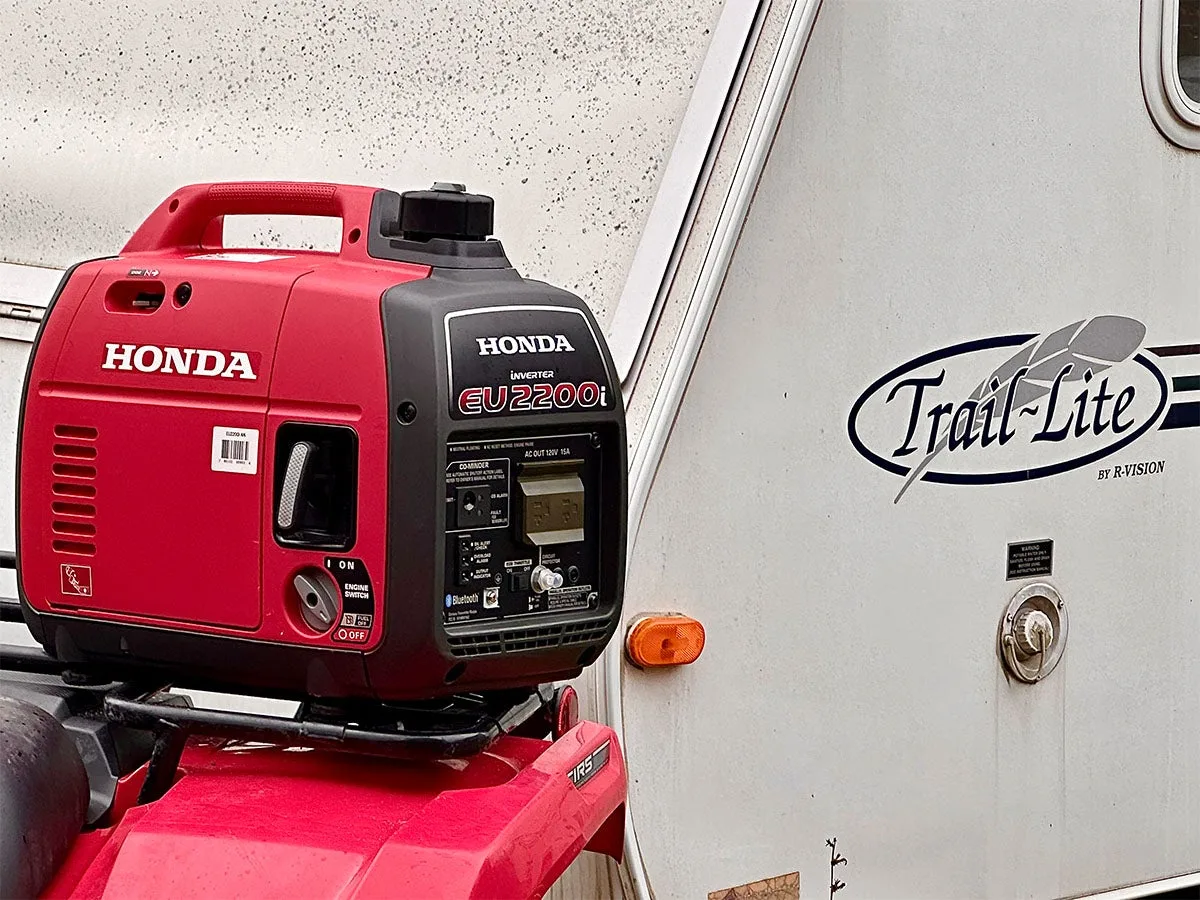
[624,614,705,669]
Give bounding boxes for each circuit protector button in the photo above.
[518,462,585,546]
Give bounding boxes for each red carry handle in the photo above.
[121,181,381,262]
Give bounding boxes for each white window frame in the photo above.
[605,1,768,392]
[1142,0,1200,148]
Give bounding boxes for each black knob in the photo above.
[398,183,493,242]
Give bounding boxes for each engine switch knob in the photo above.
[530,565,564,594]
[293,570,340,634]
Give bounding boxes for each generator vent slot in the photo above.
[52,540,95,557]
[52,463,96,479]
[50,425,97,556]
[54,425,98,440]
[447,633,505,657]
[446,618,611,658]
[53,443,97,460]
[561,621,610,643]
[52,520,96,537]
[51,500,95,517]
[52,482,96,499]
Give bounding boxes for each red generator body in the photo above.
[15,182,626,700]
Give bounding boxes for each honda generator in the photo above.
[15,181,626,700]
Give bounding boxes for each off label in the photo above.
[325,557,375,643]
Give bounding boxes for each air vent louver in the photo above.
[446,619,610,658]
[51,425,97,556]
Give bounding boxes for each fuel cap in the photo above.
[398,183,494,242]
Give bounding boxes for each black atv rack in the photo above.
[1,550,559,807]
[2,589,559,814]
[0,637,557,798]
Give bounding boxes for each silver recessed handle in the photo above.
[276,441,317,531]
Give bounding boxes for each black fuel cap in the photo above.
[398,183,494,242]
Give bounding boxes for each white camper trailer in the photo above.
[2,1,1198,898]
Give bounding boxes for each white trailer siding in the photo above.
[619,0,1200,897]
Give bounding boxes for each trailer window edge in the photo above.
[1142,0,1200,149]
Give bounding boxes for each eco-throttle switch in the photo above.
[519,462,585,546]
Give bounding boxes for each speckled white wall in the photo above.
[0,0,722,323]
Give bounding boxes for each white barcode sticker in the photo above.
[211,426,259,474]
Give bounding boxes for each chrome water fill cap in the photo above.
[999,583,1068,683]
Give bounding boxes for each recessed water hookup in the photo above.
[999,583,1068,683]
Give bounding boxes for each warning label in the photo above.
[445,458,510,529]
[60,563,92,597]
[446,458,509,487]
[1006,539,1053,580]
[547,585,594,613]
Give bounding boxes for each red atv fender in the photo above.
[42,721,625,899]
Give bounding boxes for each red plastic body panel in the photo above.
[28,257,296,629]
[19,182,429,653]
[40,722,625,900]
[261,265,404,652]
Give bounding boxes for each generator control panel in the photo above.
[443,432,603,625]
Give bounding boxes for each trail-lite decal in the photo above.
[1097,460,1166,480]
[1150,343,1200,430]
[846,317,1196,502]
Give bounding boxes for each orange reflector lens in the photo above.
[625,615,705,668]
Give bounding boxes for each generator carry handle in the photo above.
[121,181,381,261]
